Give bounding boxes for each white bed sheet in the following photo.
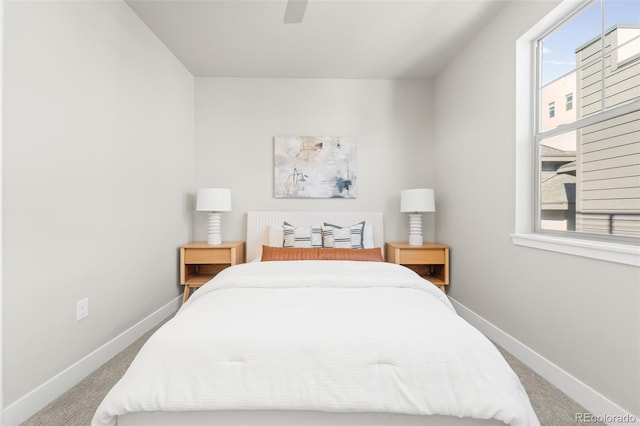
[92,261,539,426]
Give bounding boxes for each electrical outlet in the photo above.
[76,298,89,321]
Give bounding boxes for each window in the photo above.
[535,0,639,243]
[513,0,640,266]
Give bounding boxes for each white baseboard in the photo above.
[2,296,182,426]
[449,297,637,426]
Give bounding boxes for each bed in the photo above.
[92,211,539,426]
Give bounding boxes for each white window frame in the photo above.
[512,0,640,267]
[565,92,573,111]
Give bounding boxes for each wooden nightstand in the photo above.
[385,242,449,292]
[179,241,245,303]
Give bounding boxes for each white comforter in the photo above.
[92,261,539,426]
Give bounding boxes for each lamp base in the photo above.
[207,212,223,245]
[408,213,423,246]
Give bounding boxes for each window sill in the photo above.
[511,233,640,267]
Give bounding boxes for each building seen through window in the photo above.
[537,0,639,239]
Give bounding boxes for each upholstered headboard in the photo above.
[246,211,384,262]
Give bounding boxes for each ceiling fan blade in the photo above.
[284,0,308,24]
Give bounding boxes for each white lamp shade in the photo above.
[400,188,435,213]
[196,188,232,212]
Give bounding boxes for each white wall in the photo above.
[194,78,435,250]
[434,0,639,416]
[2,0,195,407]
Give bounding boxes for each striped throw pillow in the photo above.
[283,222,323,248]
[322,221,365,249]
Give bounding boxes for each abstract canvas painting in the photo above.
[274,136,356,198]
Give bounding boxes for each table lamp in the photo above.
[400,188,435,246]
[196,188,232,245]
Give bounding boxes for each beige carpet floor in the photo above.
[21,316,604,426]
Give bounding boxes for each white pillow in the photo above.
[363,224,374,249]
[267,225,283,247]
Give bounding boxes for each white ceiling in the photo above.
[126,0,509,79]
